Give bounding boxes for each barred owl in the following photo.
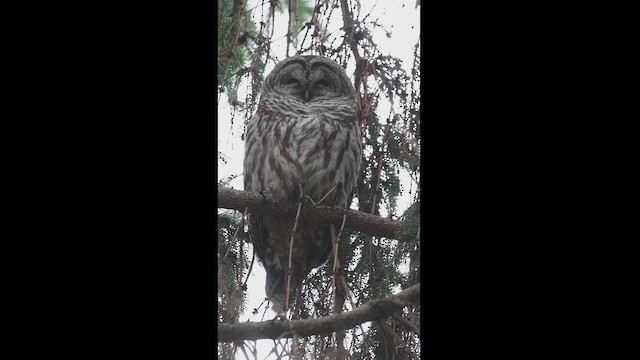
[243,55,362,313]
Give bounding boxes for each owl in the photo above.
[243,55,362,313]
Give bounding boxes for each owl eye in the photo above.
[283,78,300,87]
[316,79,330,88]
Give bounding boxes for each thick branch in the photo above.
[217,187,403,239]
[339,0,361,63]
[218,283,420,342]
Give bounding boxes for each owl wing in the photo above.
[246,213,268,264]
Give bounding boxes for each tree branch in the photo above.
[217,187,406,240]
[217,283,420,342]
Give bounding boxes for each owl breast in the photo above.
[245,102,361,207]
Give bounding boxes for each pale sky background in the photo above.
[218,1,420,357]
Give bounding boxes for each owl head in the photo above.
[260,55,357,105]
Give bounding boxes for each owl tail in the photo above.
[265,269,298,314]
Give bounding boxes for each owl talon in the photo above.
[259,190,272,203]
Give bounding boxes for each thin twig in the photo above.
[241,242,256,291]
[285,190,305,312]
[391,312,420,337]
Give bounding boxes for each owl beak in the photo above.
[304,88,311,102]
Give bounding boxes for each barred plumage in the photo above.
[243,55,362,313]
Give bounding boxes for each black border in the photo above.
[26,1,607,357]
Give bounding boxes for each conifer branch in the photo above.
[217,187,406,240]
[218,283,420,342]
